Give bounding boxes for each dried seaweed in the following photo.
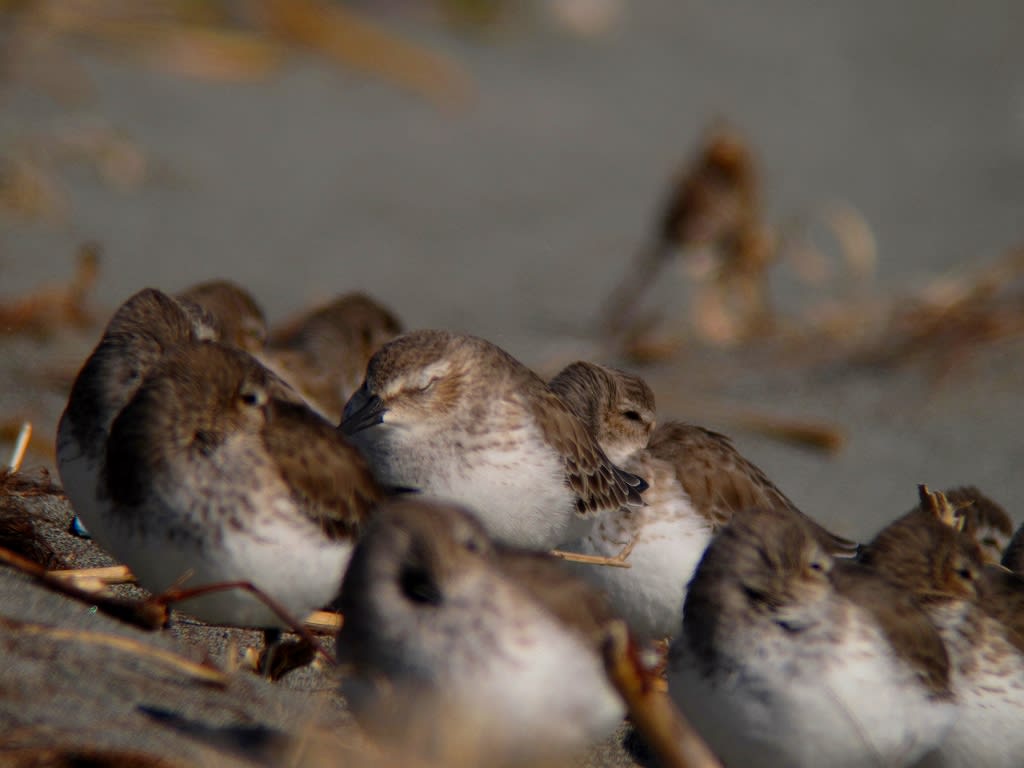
[1,421,61,494]
[151,581,336,668]
[2,0,474,108]
[0,153,69,221]
[0,499,64,569]
[602,127,774,348]
[0,243,100,336]
[0,467,64,498]
[602,620,722,768]
[0,613,228,687]
[0,544,170,630]
[603,127,877,358]
[853,247,1024,380]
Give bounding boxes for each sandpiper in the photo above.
[859,486,1024,768]
[669,505,955,768]
[341,331,646,550]
[263,292,402,422]
[57,288,220,541]
[941,485,1014,565]
[177,279,268,354]
[100,341,381,632]
[335,497,625,762]
[550,360,856,640]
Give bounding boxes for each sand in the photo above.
[1,2,1022,765]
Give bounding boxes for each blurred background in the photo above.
[2,0,1023,538]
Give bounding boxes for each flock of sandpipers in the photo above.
[53,280,1024,768]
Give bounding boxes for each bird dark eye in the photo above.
[957,568,973,580]
[400,565,443,605]
[623,410,642,422]
[743,585,768,605]
[810,561,824,572]
[240,392,260,406]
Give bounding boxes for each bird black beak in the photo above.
[342,388,387,435]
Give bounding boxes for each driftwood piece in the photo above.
[602,621,722,768]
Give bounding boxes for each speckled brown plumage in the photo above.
[648,421,858,555]
[61,288,214,454]
[857,487,1024,767]
[979,565,1024,653]
[942,484,1014,565]
[858,488,985,602]
[531,386,647,514]
[96,340,380,629]
[177,279,267,353]
[670,505,955,768]
[264,292,402,420]
[342,331,646,550]
[106,342,378,538]
[549,361,656,464]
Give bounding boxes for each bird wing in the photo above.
[529,387,647,516]
[648,421,858,556]
[262,399,381,540]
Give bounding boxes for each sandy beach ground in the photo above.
[1,2,1023,764]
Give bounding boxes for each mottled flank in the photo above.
[829,563,952,697]
[979,565,1024,654]
[533,387,647,514]
[177,279,268,353]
